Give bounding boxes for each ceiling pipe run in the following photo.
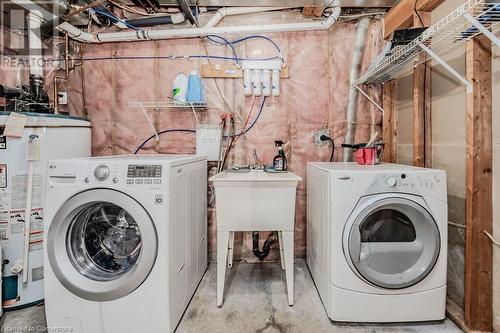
[57,6,341,43]
[342,17,370,162]
[203,7,290,27]
[13,0,341,44]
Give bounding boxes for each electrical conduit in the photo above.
[343,17,370,162]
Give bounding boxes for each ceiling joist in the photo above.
[383,0,445,39]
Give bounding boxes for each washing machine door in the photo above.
[344,195,440,289]
[47,189,157,301]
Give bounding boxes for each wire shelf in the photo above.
[128,101,208,109]
[356,0,500,85]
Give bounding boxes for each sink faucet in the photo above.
[252,148,264,170]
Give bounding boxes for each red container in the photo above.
[355,144,384,165]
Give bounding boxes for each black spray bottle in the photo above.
[273,140,288,171]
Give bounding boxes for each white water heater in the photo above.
[0,112,91,309]
[1,245,3,318]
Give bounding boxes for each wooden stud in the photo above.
[200,64,290,79]
[383,0,445,39]
[302,6,325,17]
[446,298,473,333]
[412,11,431,167]
[464,35,493,333]
[382,80,397,162]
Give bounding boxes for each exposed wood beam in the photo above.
[412,11,431,167]
[464,34,493,333]
[302,6,324,17]
[383,0,445,39]
[382,80,397,162]
[446,298,473,333]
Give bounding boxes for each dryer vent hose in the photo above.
[252,231,278,260]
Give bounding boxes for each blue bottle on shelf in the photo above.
[187,70,205,104]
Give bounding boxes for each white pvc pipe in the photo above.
[15,0,341,45]
[58,7,341,44]
[27,12,43,76]
[22,159,34,284]
[343,17,370,162]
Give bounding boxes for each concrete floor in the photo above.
[0,259,462,333]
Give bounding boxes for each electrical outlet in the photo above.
[314,129,331,146]
[57,92,68,105]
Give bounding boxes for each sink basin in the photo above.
[210,170,302,182]
[209,170,302,231]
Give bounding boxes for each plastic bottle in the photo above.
[172,72,188,103]
[273,140,287,171]
[187,70,205,103]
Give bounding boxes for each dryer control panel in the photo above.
[367,172,444,195]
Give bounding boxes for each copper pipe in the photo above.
[53,32,70,114]
[80,43,88,119]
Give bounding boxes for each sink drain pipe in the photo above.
[252,231,278,260]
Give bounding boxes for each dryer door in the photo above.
[345,196,440,289]
[47,189,158,301]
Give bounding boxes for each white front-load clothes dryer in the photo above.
[44,155,207,333]
[307,162,447,323]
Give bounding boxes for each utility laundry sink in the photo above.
[210,170,302,231]
[210,170,302,307]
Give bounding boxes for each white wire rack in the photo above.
[128,101,208,109]
[128,101,206,142]
[355,0,500,87]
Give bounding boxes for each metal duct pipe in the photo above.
[58,7,341,43]
[343,17,370,162]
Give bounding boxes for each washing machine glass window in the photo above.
[67,202,142,282]
[346,197,440,290]
[47,189,158,302]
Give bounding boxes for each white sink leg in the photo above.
[228,231,235,268]
[282,231,294,306]
[217,231,230,307]
[279,231,285,271]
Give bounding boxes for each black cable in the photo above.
[133,97,267,155]
[413,0,424,27]
[133,129,196,154]
[320,135,335,162]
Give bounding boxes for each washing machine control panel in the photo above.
[48,161,167,190]
[94,164,110,181]
[127,164,162,178]
[125,164,163,185]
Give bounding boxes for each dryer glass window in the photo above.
[347,198,440,289]
[67,202,142,281]
[360,209,416,243]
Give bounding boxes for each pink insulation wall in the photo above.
[52,18,383,260]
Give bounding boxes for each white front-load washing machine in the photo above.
[307,162,447,323]
[44,155,207,333]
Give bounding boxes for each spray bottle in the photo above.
[273,140,287,171]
